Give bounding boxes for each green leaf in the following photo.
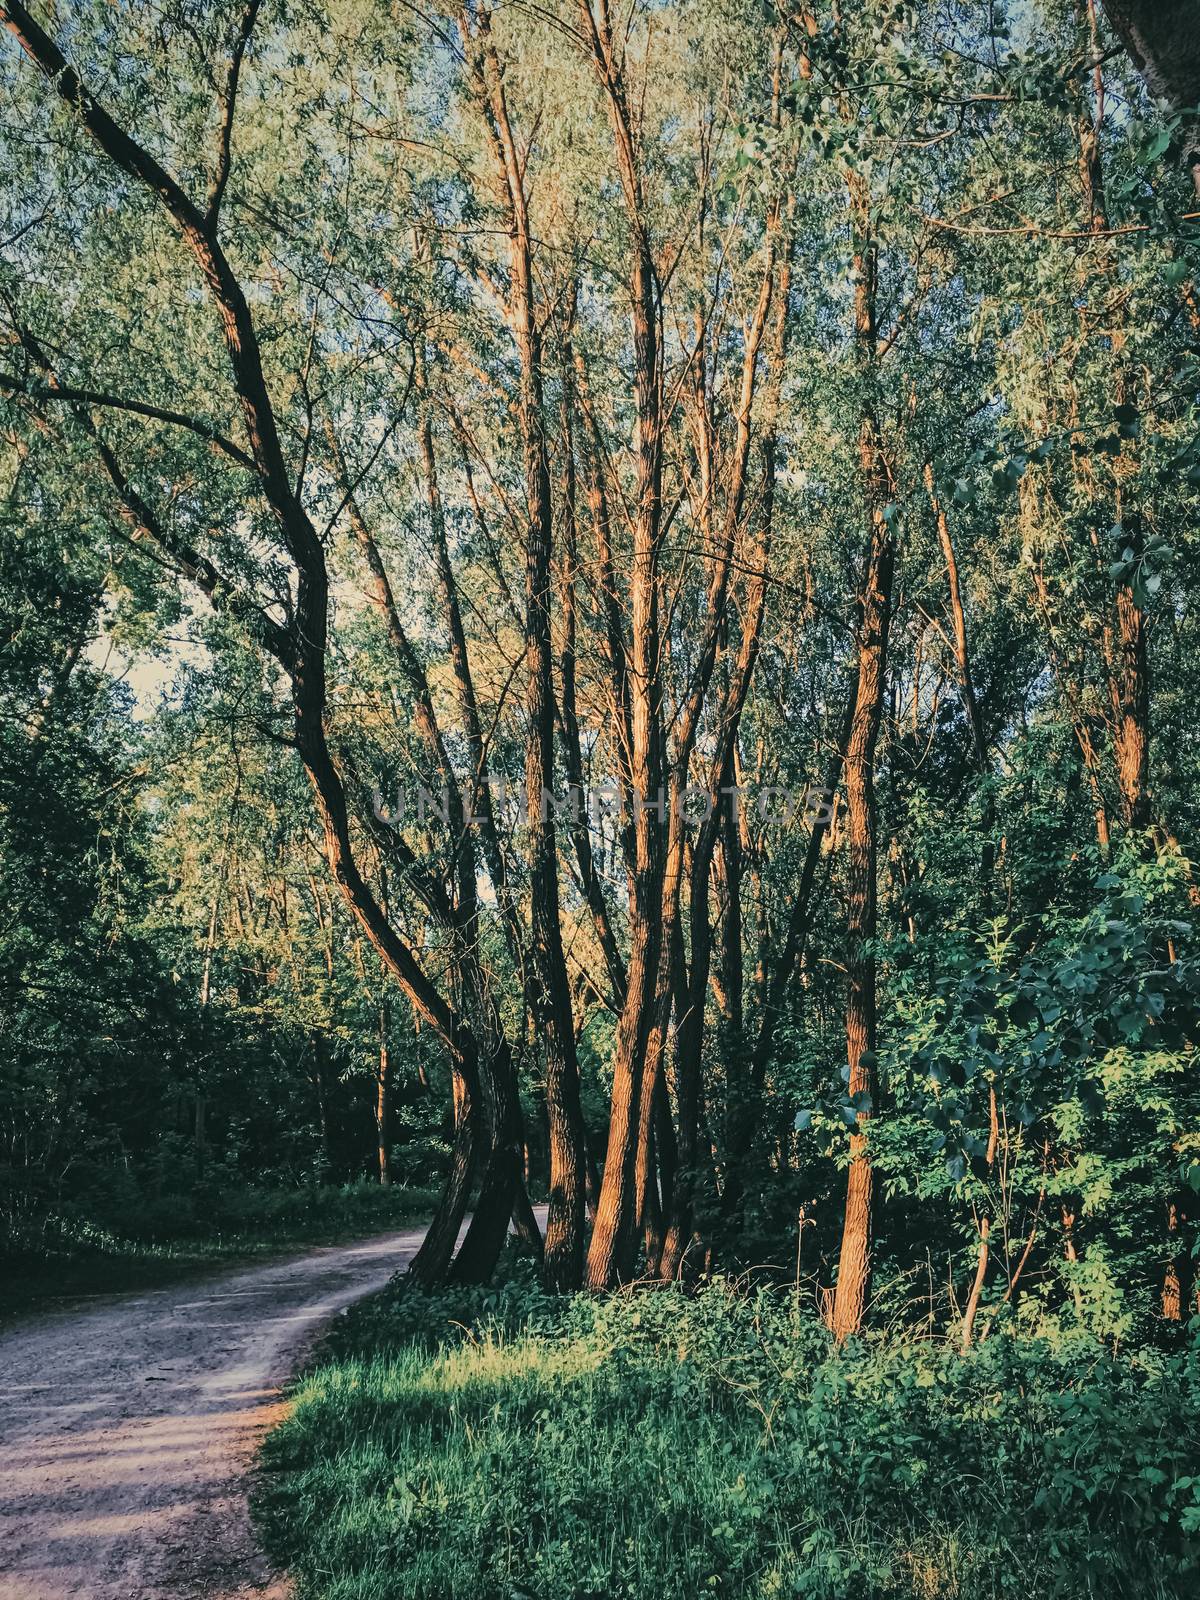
[1141,127,1171,163]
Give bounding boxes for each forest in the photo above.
[2,1,1200,1596]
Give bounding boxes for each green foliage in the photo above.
[259,1278,1200,1600]
[841,848,1198,1343]
[0,1180,438,1318]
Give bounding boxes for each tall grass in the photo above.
[257,1272,1200,1600]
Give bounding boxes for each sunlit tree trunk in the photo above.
[462,7,586,1288]
[830,493,893,1341]
[657,56,791,1276]
[1074,11,1152,836]
[831,176,894,1343]
[580,0,669,1289]
[1112,543,1151,830]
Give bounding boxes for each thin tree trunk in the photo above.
[376,1000,390,1186]
[1072,17,1152,838]
[580,0,669,1289]
[831,175,894,1341]
[722,685,854,1226]
[464,8,587,1288]
[1112,535,1151,829]
[961,1087,1000,1349]
[830,496,893,1340]
[657,85,790,1276]
[559,297,629,1007]
[1162,1200,1190,1321]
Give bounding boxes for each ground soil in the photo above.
[0,1224,432,1599]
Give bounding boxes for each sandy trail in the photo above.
[0,1225,432,1599]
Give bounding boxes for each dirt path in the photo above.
[0,1225,432,1599]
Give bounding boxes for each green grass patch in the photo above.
[256,1274,1200,1600]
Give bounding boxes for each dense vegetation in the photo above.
[3,0,1200,1591]
[259,1270,1200,1599]
[0,532,444,1278]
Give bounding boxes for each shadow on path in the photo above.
[0,1226,432,1599]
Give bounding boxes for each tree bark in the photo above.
[1112,536,1151,830]
[1100,2,1200,195]
[463,6,587,1288]
[830,492,893,1341]
[579,0,669,1289]
[831,174,894,1342]
[376,1001,391,1186]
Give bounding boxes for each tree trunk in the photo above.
[961,1088,1000,1349]
[1112,539,1151,830]
[831,177,894,1341]
[409,1070,478,1284]
[465,9,587,1289]
[1100,2,1200,195]
[830,493,893,1340]
[376,1002,390,1187]
[581,1,669,1289]
[722,687,853,1227]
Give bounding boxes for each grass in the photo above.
[256,1269,1200,1600]
[0,1180,438,1319]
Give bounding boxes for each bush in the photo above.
[257,1278,1200,1599]
[2,1178,439,1269]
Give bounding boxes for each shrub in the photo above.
[258,1278,1200,1600]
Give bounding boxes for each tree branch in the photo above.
[6,297,296,705]
[205,0,262,229]
[0,372,256,472]
[1,0,310,563]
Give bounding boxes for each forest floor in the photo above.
[0,1223,436,1600]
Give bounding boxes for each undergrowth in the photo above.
[0,1180,437,1315]
[256,1267,1200,1600]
